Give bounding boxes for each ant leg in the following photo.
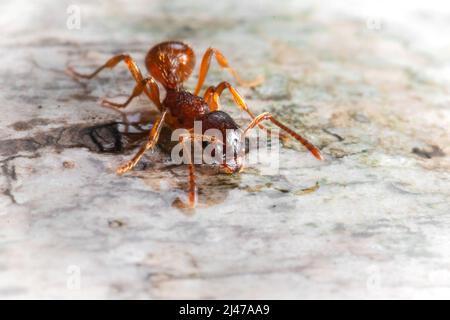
[186,163,197,209]
[173,164,198,210]
[176,136,198,209]
[67,54,141,80]
[67,54,162,110]
[211,82,252,114]
[194,47,264,95]
[173,163,198,210]
[116,110,168,175]
[203,86,216,107]
[176,132,226,209]
[207,81,289,141]
[101,77,158,109]
[183,141,197,208]
[243,112,323,161]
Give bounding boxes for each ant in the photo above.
[67,41,323,208]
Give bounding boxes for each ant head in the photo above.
[218,128,245,174]
[146,41,196,89]
[219,158,243,174]
[200,111,245,174]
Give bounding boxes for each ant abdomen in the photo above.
[145,41,196,90]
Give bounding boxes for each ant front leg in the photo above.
[174,133,225,209]
[194,47,264,96]
[67,54,162,110]
[174,136,199,209]
[243,112,324,161]
[204,81,289,142]
[116,110,168,175]
[185,162,197,209]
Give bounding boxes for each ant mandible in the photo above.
[67,41,323,208]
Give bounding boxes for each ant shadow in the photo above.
[84,108,242,213]
[82,106,320,215]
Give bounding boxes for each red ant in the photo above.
[67,41,323,208]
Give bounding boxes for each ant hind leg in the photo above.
[101,77,159,110]
[194,48,264,95]
[67,54,162,110]
[67,54,140,81]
